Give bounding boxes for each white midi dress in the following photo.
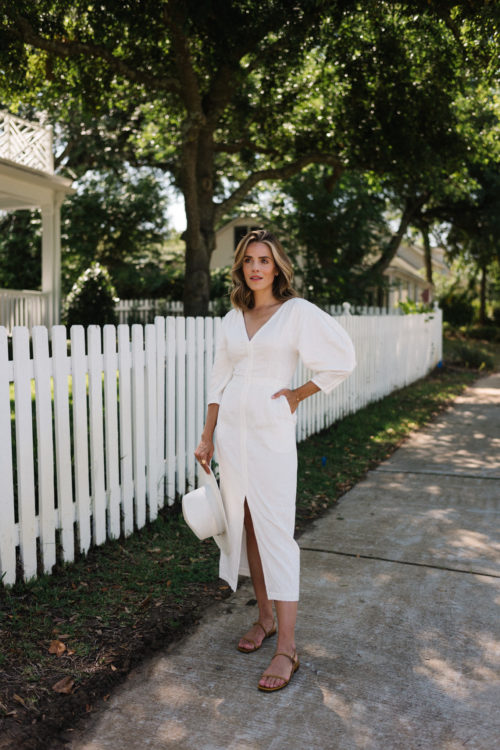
[207,297,356,601]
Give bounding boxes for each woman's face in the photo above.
[242,242,278,294]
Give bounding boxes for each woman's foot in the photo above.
[258,648,299,691]
[237,616,276,653]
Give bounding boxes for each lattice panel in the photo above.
[0,111,53,173]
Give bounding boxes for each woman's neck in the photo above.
[252,290,279,309]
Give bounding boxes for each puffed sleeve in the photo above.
[297,301,356,394]
[207,316,234,405]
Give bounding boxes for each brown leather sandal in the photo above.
[257,649,300,692]
[237,619,277,653]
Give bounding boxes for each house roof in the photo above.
[0,158,74,211]
[385,254,431,286]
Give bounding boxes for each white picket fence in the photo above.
[0,289,50,334]
[115,299,404,325]
[0,309,442,586]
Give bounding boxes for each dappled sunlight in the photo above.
[155,719,188,742]
[155,682,195,706]
[320,571,342,583]
[425,507,455,520]
[448,528,500,555]
[414,651,470,700]
[320,684,352,720]
[303,642,341,659]
[426,483,444,495]
[320,686,373,748]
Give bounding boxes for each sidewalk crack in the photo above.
[300,547,500,579]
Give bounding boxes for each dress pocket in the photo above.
[260,395,296,453]
[279,395,297,423]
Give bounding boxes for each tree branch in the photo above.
[161,2,204,117]
[214,139,281,157]
[7,12,182,94]
[365,195,429,278]
[214,152,344,224]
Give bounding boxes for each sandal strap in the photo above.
[261,673,287,682]
[253,619,275,638]
[273,650,297,664]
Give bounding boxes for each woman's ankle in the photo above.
[258,614,275,630]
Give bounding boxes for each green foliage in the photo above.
[439,291,475,327]
[62,262,118,327]
[443,336,495,370]
[61,169,170,297]
[397,300,434,315]
[465,324,500,343]
[1,1,498,314]
[209,266,232,315]
[269,168,390,303]
[0,211,41,289]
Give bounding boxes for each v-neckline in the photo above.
[242,298,293,342]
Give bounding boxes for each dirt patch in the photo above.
[0,579,232,750]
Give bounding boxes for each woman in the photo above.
[194,229,355,692]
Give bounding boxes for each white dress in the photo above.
[207,297,356,600]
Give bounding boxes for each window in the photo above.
[233,225,262,250]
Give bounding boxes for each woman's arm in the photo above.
[272,381,320,414]
[194,403,220,474]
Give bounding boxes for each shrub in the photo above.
[444,339,494,370]
[439,292,474,327]
[466,325,499,342]
[63,263,118,327]
[492,307,500,326]
[397,300,434,314]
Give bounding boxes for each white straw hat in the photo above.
[182,468,230,555]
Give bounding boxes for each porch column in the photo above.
[41,192,63,326]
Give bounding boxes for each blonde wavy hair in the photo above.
[230,229,298,311]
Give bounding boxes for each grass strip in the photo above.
[0,365,479,749]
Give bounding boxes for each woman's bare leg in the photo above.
[238,500,275,650]
[258,600,298,689]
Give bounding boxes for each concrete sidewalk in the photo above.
[67,374,500,750]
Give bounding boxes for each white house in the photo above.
[0,110,74,330]
[211,216,449,309]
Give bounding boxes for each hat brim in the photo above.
[203,468,231,556]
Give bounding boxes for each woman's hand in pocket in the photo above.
[271,388,298,415]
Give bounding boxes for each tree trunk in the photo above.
[479,262,487,325]
[421,223,433,285]
[367,195,428,279]
[181,127,216,317]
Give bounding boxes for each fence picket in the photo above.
[32,327,56,573]
[145,324,158,522]
[70,326,91,553]
[155,317,166,509]
[131,324,146,528]
[195,317,205,486]
[103,326,121,538]
[12,327,37,580]
[165,317,176,504]
[185,318,196,492]
[52,326,75,562]
[117,325,134,536]
[88,326,107,545]
[0,328,16,585]
[175,317,186,496]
